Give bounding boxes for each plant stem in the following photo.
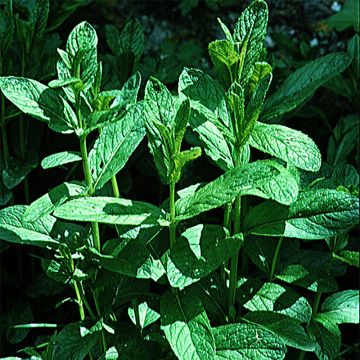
[93,289,108,353]
[169,180,176,250]
[221,203,232,281]
[298,290,322,360]
[73,281,86,321]
[228,194,241,320]
[111,175,120,198]
[269,236,284,281]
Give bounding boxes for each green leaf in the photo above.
[237,280,312,323]
[213,323,286,360]
[89,103,145,190]
[106,19,144,64]
[174,98,191,152]
[0,77,77,133]
[54,197,168,226]
[175,160,280,220]
[326,0,360,32]
[333,250,359,268]
[275,264,338,293]
[233,0,268,85]
[49,322,100,360]
[41,151,82,169]
[262,52,351,122]
[99,347,119,360]
[128,301,160,329]
[327,115,359,166]
[87,239,165,281]
[316,290,360,324]
[145,77,178,126]
[208,39,239,88]
[308,320,341,360]
[0,205,59,248]
[24,182,85,222]
[165,224,242,289]
[187,104,234,172]
[2,156,38,190]
[178,68,230,127]
[243,312,315,351]
[48,77,82,89]
[161,290,216,360]
[244,189,359,239]
[249,122,321,171]
[66,21,98,89]
[246,161,299,205]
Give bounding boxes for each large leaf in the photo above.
[244,312,315,351]
[0,77,77,132]
[238,280,312,323]
[161,290,216,360]
[86,240,165,281]
[213,323,286,360]
[53,197,168,226]
[308,320,341,360]
[316,290,360,325]
[24,182,85,222]
[165,224,242,289]
[49,322,100,360]
[89,103,145,190]
[244,189,359,239]
[261,52,351,122]
[175,160,281,220]
[233,0,269,85]
[249,122,321,171]
[0,205,59,248]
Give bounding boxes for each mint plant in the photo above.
[0,1,359,359]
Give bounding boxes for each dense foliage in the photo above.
[0,0,359,359]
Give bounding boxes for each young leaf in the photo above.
[174,98,191,153]
[233,0,269,85]
[0,77,78,132]
[243,312,315,351]
[178,68,230,127]
[128,302,160,329]
[333,250,359,268]
[0,206,59,248]
[24,182,85,222]
[41,151,82,169]
[89,102,145,191]
[208,39,239,88]
[213,323,286,360]
[249,122,321,171]
[165,224,242,289]
[261,52,351,122]
[53,197,168,226]
[66,21,98,89]
[187,104,235,172]
[244,189,359,239]
[316,290,360,324]
[161,290,216,360]
[175,160,280,220]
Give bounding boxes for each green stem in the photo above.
[93,290,108,353]
[221,203,232,281]
[132,299,141,333]
[269,236,284,281]
[228,195,241,320]
[73,281,86,321]
[298,290,322,360]
[111,175,120,198]
[169,180,176,250]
